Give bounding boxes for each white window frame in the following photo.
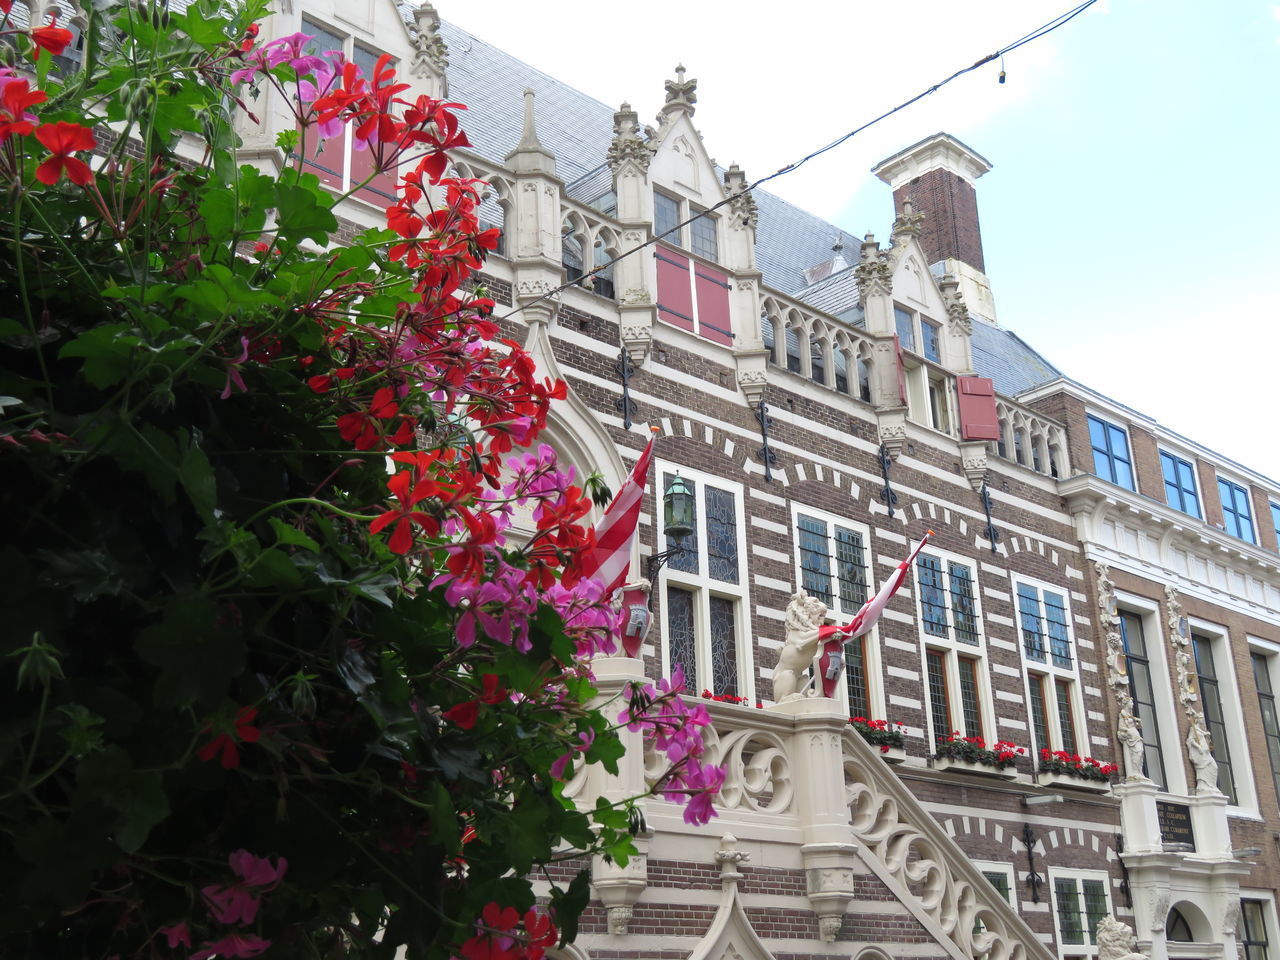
[655,460,752,703]
[789,504,882,718]
[1114,592,1185,796]
[1013,574,1089,761]
[1248,638,1280,816]
[1158,446,1202,519]
[1188,617,1257,816]
[1047,867,1113,960]
[653,189,720,265]
[913,543,994,746]
[1239,889,1280,960]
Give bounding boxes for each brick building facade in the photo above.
[227,1,1280,958]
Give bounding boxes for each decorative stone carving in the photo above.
[890,197,925,243]
[736,278,756,291]
[852,234,893,299]
[607,103,655,175]
[737,368,768,405]
[620,324,652,365]
[1222,894,1241,936]
[516,278,558,299]
[1096,916,1147,960]
[716,833,750,876]
[684,835,779,960]
[1148,887,1170,933]
[723,164,758,231]
[939,272,973,336]
[1095,562,1150,781]
[1165,585,1223,795]
[878,419,907,461]
[1117,704,1146,782]
[704,728,794,814]
[606,904,633,937]
[657,64,697,126]
[410,2,449,84]
[1187,715,1221,796]
[773,591,828,702]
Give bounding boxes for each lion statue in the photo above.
[772,590,828,702]
[1096,916,1146,960]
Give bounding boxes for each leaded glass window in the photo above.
[949,563,978,645]
[667,586,696,688]
[918,555,948,638]
[663,471,699,574]
[1018,584,1046,661]
[690,210,717,261]
[709,596,737,697]
[846,636,869,718]
[894,305,916,352]
[1055,879,1084,946]
[926,650,951,744]
[798,515,833,606]
[958,656,983,741]
[1055,678,1078,755]
[705,487,738,584]
[922,319,941,363]
[1017,583,1072,667]
[796,512,868,618]
[1029,674,1050,754]
[654,191,680,244]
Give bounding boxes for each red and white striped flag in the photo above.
[817,531,934,696]
[577,427,659,597]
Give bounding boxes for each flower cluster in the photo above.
[1038,748,1118,782]
[698,689,762,707]
[621,668,723,825]
[460,903,557,960]
[157,850,287,959]
[849,717,907,752]
[935,733,1026,769]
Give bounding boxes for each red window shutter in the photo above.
[693,263,732,345]
[349,144,399,207]
[655,247,694,332]
[957,376,1000,441]
[894,335,908,406]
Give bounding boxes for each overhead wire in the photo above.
[494,0,1098,322]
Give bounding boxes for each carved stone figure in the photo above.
[1117,704,1148,781]
[611,579,652,658]
[1186,715,1221,795]
[773,591,828,702]
[1096,916,1147,960]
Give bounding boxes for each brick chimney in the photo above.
[871,133,992,272]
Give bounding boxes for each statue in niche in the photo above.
[1186,715,1221,795]
[773,591,828,702]
[1117,704,1148,781]
[1096,916,1147,960]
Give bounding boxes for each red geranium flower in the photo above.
[0,79,46,141]
[30,16,73,59]
[34,121,95,186]
[197,706,261,769]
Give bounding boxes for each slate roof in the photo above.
[430,14,1062,400]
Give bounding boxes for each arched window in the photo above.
[1166,907,1194,942]
[785,324,801,374]
[810,338,826,385]
[760,314,776,363]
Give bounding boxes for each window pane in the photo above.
[301,19,344,57]
[1272,502,1280,548]
[667,586,697,690]
[1220,478,1256,543]
[654,192,680,244]
[663,472,699,574]
[1044,590,1072,668]
[1055,878,1084,945]
[1253,654,1280,810]
[922,320,941,363]
[846,635,869,718]
[1082,880,1108,944]
[834,527,868,613]
[1194,634,1237,802]
[1242,899,1269,960]
[917,555,948,638]
[926,650,950,743]
[1055,679,1078,755]
[834,349,849,393]
[1121,612,1167,789]
[786,325,802,373]
[761,314,775,363]
[704,487,738,583]
[1029,675,1050,754]
[708,596,737,696]
[798,515,833,605]
[1088,415,1134,490]
[982,871,1011,902]
[690,212,718,261]
[1018,584,1046,662]
[949,564,979,645]
[894,306,916,352]
[958,656,983,740]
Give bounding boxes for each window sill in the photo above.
[878,744,907,764]
[1036,771,1112,794]
[932,757,1018,780]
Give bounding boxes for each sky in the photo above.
[440,0,1280,482]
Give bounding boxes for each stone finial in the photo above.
[657,63,697,124]
[715,833,750,882]
[723,164,758,230]
[410,2,449,86]
[852,234,892,299]
[506,89,555,171]
[891,196,925,243]
[608,102,654,175]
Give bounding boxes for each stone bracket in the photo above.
[958,439,989,491]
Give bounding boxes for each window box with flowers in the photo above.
[850,717,909,763]
[699,690,763,708]
[932,734,1024,779]
[1036,749,1116,792]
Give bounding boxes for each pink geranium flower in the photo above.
[191,932,271,960]
[201,849,288,926]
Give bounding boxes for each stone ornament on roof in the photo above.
[607,103,655,175]
[939,273,972,335]
[890,197,925,242]
[657,64,697,127]
[411,2,449,85]
[723,164,758,231]
[852,233,893,298]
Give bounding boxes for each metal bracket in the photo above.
[614,347,638,430]
[878,443,898,517]
[1022,823,1043,904]
[979,482,1000,554]
[756,400,778,482]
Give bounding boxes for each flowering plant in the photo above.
[0,3,720,958]
[1038,749,1118,782]
[935,733,1026,769]
[699,689,763,707]
[849,716,907,752]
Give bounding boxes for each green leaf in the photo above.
[76,747,170,853]
[135,595,244,708]
[177,431,217,521]
[247,549,303,590]
[34,548,125,602]
[274,182,338,244]
[58,323,137,388]
[269,517,320,554]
